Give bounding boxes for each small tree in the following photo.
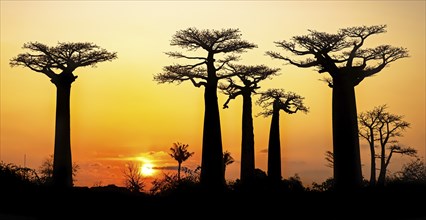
[169,142,194,180]
[38,154,79,186]
[358,105,387,186]
[223,150,235,179]
[10,42,117,188]
[257,89,308,185]
[392,158,426,183]
[359,105,414,186]
[123,161,145,193]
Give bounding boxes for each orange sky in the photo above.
[1,1,425,189]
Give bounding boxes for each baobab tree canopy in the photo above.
[10,42,117,80]
[267,25,409,86]
[154,28,257,87]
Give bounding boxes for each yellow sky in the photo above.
[1,1,425,187]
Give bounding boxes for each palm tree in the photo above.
[223,150,235,179]
[169,142,194,180]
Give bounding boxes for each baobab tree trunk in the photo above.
[332,76,362,191]
[200,77,225,191]
[369,131,376,186]
[268,103,281,185]
[240,93,255,184]
[51,73,75,188]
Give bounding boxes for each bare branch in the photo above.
[154,65,207,87]
[266,51,319,68]
[165,51,207,60]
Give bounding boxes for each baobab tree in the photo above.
[220,64,279,184]
[10,42,117,188]
[154,28,256,190]
[169,142,194,180]
[359,105,415,186]
[257,89,308,185]
[267,25,409,191]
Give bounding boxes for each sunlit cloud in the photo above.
[259,149,268,153]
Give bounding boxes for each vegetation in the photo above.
[169,142,194,180]
[154,28,256,191]
[10,42,117,188]
[2,25,423,219]
[220,64,279,184]
[267,25,409,191]
[257,89,308,185]
[359,105,416,186]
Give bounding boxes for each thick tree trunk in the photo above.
[200,77,225,191]
[52,73,75,188]
[240,93,255,184]
[332,76,362,191]
[268,103,281,185]
[369,131,376,186]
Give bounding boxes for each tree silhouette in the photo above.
[267,25,409,191]
[219,64,279,184]
[38,154,80,186]
[325,150,334,168]
[359,105,387,186]
[392,158,426,183]
[10,42,117,188]
[169,142,194,180]
[123,161,145,193]
[359,105,415,186]
[257,89,308,185]
[154,28,256,191]
[222,150,235,179]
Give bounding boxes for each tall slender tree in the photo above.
[358,105,387,186]
[267,25,409,191]
[154,28,256,191]
[220,64,279,184]
[169,142,194,180]
[10,42,117,188]
[257,89,308,185]
[375,109,413,186]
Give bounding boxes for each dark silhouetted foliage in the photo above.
[169,142,194,180]
[154,28,256,191]
[267,25,409,191]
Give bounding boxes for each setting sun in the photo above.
[140,163,155,176]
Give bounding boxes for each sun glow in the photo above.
[140,163,155,176]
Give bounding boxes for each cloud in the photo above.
[153,166,178,171]
[259,149,268,153]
